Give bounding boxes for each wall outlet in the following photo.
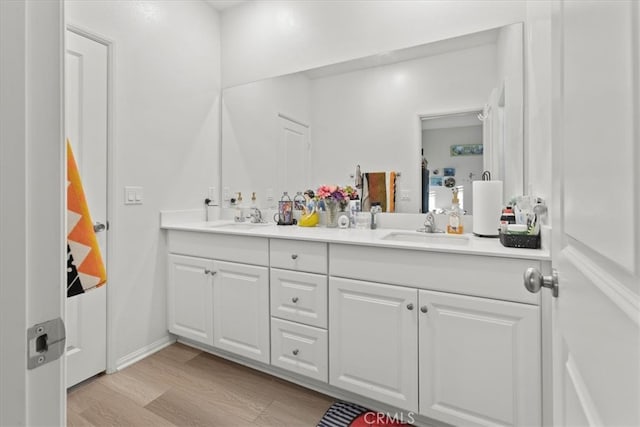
[124,186,143,205]
[266,188,274,201]
[400,189,410,201]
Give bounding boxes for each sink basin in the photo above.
[381,231,470,246]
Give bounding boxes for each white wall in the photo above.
[221,0,526,87]
[525,1,553,211]
[496,23,525,200]
[65,0,221,367]
[310,45,497,212]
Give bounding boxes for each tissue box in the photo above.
[499,231,540,249]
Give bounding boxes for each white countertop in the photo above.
[161,219,550,261]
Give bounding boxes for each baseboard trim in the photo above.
[115,334,176,371]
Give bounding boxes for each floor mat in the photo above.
[317,401,410,426]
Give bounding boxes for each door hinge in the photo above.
[27,318,66,370]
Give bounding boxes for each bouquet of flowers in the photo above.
[316,185,351,210]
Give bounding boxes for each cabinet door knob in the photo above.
[209,270,217,276]
[420,305,428,313]
[204,269,210,275]
[292,349,299,356]
[292,297,299,303]
[407,303,414,311]
[291,254,298,260]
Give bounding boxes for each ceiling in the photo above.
[205,0,247,11]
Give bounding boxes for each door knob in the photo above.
[524,267,559,297]
[292,297,299,303]
[93,222,107,233]
[291,254,298,260]
[420,306,428,313]
[292,349,299,356]
[407,303,414,310]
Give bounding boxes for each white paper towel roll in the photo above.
[472,180,503,237]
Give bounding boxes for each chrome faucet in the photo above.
[418,211,443,233]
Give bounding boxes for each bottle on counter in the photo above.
[446,188,464,234]
[370,202,382,230]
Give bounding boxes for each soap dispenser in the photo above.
[234,192,244,222]
[447,188,464,234]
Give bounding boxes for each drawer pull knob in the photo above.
[420,305,428,313]
[292,349,299,356]
[210,271,217,276]
[204,269,210,275]
[291,254,298,260]
[292,297,299,303]
[407,303,414,311]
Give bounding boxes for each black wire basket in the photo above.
[499,231,540,249]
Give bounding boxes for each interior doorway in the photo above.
[65,26,111,387]
[420,110,484,214]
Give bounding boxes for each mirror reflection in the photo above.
[221,23,523,213]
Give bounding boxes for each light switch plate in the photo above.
[124,186,143,205]
[400,190,410,201]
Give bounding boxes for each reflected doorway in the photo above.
[421,110,483,214]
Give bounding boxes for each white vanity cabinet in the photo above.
[329,277,419,412]
[212,260,269,363]
[167,254,214,346]
[418,290,540,426]
[329,243,542,427]
[165,227,546,427]
[269,239,329,382]
[166,231,270,363]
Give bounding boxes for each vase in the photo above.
[324,199,339,228]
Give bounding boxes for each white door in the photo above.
[329,277,418,412]
[277,115,310,196]
[548,1,640,425]
[418,290,540,426]
[65,29,108,387]
[212,261,270,363]
[0,0,66,424]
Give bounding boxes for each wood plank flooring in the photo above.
[67,343,335,426]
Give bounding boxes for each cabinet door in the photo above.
[419,290,540,426]
[329,277,418,412]
[212,260,270,363]
[167,254,214,346]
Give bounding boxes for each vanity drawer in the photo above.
[329,244,540,305]
[271,269,327,328]
[270,239,327,274]
[168,230,268,266]
[270,318,328,382]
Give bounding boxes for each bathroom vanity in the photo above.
[162,220,549,427]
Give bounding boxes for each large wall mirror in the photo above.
[221,23,523,214]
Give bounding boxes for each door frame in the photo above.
[0,0,66,424]
[65,23,117,374]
